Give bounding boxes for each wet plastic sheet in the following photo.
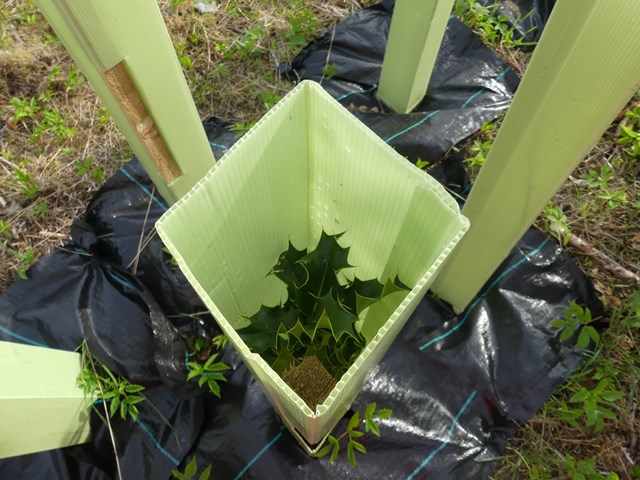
[0,156,602,480]
[282,0,521,161]
[0,1,600,478]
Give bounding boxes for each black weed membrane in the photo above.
[1,1,606,479]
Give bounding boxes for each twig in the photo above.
[554,227,640,285]
[319,23,337,85]
[128,188,155,274]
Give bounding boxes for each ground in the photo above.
[0,1,638,479]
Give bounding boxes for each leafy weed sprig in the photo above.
[316,403,392,468]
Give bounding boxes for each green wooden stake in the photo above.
[0,342,90,458]
[35,0,216,204]
[377,0,455,113]
[432,0,640,313]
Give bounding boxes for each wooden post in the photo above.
[432,0,640,312]
[35,0,216,204]
[0,342,90,458]
[377,0,455,113]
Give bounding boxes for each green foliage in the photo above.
[456,1,536,48]
[284,6,319,49]
[31,107,76,142]
[257,91,282,110]
[551,302,599,350]
[13,166,39,199]
[230,121,256,138]
[565,455,620,480]
[315,403,392,468]
[629,291,640,328]
[172,456,212,480]
[64,66,85,93]
[237,231,409,379]
[617,124,640,157]
[77,341,146,422]
[322,62,338,80]
[11,97,40,122]
[7,246,37,280]
[0,219,12,238]
[465,138,493,171]
[186,353,230,398]
[31,200,49,220]
[415,158,430,170]
[542,202,570,244]
[562,377,624,433]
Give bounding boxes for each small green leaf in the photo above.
[329,442,340,464]
[376,408,392,420]
[349,429,364,438]
[185,457,198,478]
[601,391,624,402]
[315,444,333,458]
[347,441,356,468]
[346,412,360,431]
[351,440,366,454]
[110,396,120,417]
[199,464,212,480]
[577,328,590,349]
[569,390,589,403]
[124,384,145,393]
[365,418,381,437]
[365,402,376,420]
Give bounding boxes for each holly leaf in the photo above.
[237,305,299,353]
[272,240,308,290]
[316,290,359,341]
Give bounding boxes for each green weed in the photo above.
[542,203,570,245]
[31,108,76,142]
[565,455,620,480]
[77,341,146,422]
[186,353,229,398]
[316,403,392,468]
[551,303,599,350]
[11,97,40,122]
[13,166,39,199]
[172,456,212,480]
[0,220,12,238]
[456,1,536,48]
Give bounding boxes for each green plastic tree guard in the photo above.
[377,0,456,113]
[432,0,640,313]
[157,80,469,450]
[0,342,90,458]
[35,0,216,204]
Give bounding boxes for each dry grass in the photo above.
[1,1,639,478]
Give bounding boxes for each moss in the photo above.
[282,356,336,410]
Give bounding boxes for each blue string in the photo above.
[104,268,137,292]
[119,167,168,212]
[233,426,286,480]
[385,110,442,143]
[385,66,512,144]
[210,141,229,151]
[460,67,511,108]
[134,417,180,466]
[0,325,48,348]
[336,85,377,102]
[419,238,551,350]
[405,390,478,480]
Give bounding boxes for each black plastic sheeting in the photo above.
[0,1,601,479]
[282,0,522,162]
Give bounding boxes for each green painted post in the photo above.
[377,0,455,113]
[432,0,640,313]
[0,342,90,458]
[35,0,216,204]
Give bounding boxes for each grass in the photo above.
[0,0,638,478]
